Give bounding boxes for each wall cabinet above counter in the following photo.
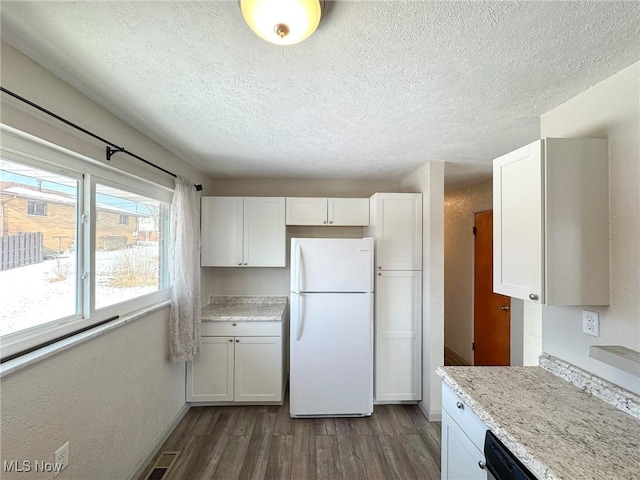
[201,197,286,267]
[493,138,609,305]
[200,196,370,267]
[285,197,369,226]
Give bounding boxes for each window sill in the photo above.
[0,300,172,379]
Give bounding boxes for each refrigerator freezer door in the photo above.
[290,292,373,417]
[290,238,374,293]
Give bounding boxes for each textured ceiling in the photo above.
[1,1,639,185]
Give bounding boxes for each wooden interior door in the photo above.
[474,211,511,366]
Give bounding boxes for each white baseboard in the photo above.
[129,403,191,480]
[418,400,442,422]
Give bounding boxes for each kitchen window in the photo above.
[0,132,172,361]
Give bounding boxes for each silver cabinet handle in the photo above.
[529,293,539,301]
[499,304,510,311]
[238,263,242,266]
[323,220,327,224]
[456,401,464,410]
[235,339,239,342]
[244,262,248,265]
[478,461,486,470]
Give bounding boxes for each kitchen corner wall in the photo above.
[400,162,445,421]
[1,42,212,478]
[205,178,400,297]
[539,61,640,394]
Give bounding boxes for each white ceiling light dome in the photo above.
[240,0,322,46]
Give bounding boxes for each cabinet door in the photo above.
[234,336,282,402]
[375,271,422,402]
[186,337,234,402]
[201,197,243,267]
[243,197,286,267]
[441,410,487,480]
[327,198,370,226]
[373,193,422,271]
[493,141,544,303]
[285,197,328,225]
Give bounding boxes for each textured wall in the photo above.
[400,162,445,421]
[0,44,211,478]
[444,180,493,364]
[1,308,185,480]
[540,62,640,394]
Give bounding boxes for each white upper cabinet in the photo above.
[201,197,243,267]
[327,198,370,226]
[493,138,609,305]
[366,193,422,271]
[286,197,369,226]
[201,196,286,267]
[243,197,286,267]
[286,197,327,225]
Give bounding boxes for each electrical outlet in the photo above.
[582,310,599,337]
[54,441,69,476]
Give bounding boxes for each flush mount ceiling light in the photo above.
[240,0,322,46]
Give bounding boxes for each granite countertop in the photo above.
[201,296,287,322]
[437,356,640,480]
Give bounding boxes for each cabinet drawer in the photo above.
[202,321,282,337]
[442,383,487,452]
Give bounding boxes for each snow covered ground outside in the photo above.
[0,248,159,337]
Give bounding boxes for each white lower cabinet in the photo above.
[442,411,486,480]
[187,323,283,403]
[188,337,235,402]
[375,270,422,401]
[234,336,282,402]
[441,383,488,480]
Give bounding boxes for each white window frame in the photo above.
[0,125,173,361]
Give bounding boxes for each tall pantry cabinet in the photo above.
[366,193,423,402]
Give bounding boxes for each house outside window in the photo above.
[119,214,129,225]
[27,200,46,216]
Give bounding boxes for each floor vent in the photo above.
[145,451,180,480]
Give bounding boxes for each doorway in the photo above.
[473,211,510,366]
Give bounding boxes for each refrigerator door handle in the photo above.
[295,243,303,293]
[296,294,304,341]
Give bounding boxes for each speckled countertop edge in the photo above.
[209,295,287,304]
[437,356,640,480]
[202,296,288,322]
[539,352,640,419]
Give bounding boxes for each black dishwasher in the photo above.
[484,431,537,480]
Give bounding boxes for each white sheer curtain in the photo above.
[168,176,201,362]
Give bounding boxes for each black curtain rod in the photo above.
[1,86,203,191]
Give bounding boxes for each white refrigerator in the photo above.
[289,237,374,418]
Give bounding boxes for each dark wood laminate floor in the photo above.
[139,397,441,480]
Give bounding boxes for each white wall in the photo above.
[444,180,492,364]
[1,42,212,478]
[401,162,445,421]
[0,309,185,480]
[539,61,640,393]
[205,178,400,298]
